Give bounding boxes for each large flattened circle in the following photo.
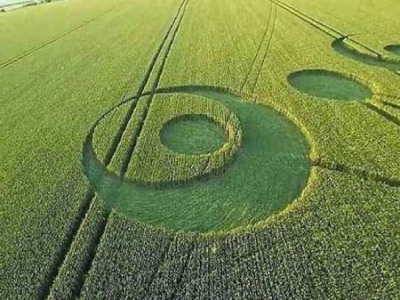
[83,87,311,233]
[288,69,372,101]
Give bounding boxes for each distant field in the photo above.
[0,0,37,8]
[1,0,399,298]
[0,0,25,5]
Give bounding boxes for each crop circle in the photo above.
[288,69,372,101]
[83,86,311,233]
[160,114,227,155]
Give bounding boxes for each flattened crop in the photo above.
[83,87,311,233]
[288,69,372,101]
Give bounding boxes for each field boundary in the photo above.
[0,1,36,9]
[0,1,126,70]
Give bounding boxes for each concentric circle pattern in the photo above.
[83,86,311,233]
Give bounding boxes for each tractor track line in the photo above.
[377,95,400,109]
[271,0,338,39]
[273,0,382,57]
[377,93,400,101]
[240,1,274,92]
[0,1,126,70]
[374,95,400,110]
[73,208,110,298]
[120,0,190,178]
[274,0,343,37]
[363,102,400,127]
[313,160,400,188]
[384,101,400,110]
[167,241,196,300]
[141,237,173,297]
[40,1,188,299]
[77,0,189,294]
[119,2,191,292]
[103,0,187,169]
[250,2,277,93]
[38,189,94,299]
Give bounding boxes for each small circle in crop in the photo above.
[288,69,372,101]
[160,114,227,155]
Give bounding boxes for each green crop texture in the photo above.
[1,0,400,298]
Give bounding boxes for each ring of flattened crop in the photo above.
[83,86,311,233]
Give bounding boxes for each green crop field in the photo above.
[1,0,399,298]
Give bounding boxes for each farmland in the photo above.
[0,0,399,299]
